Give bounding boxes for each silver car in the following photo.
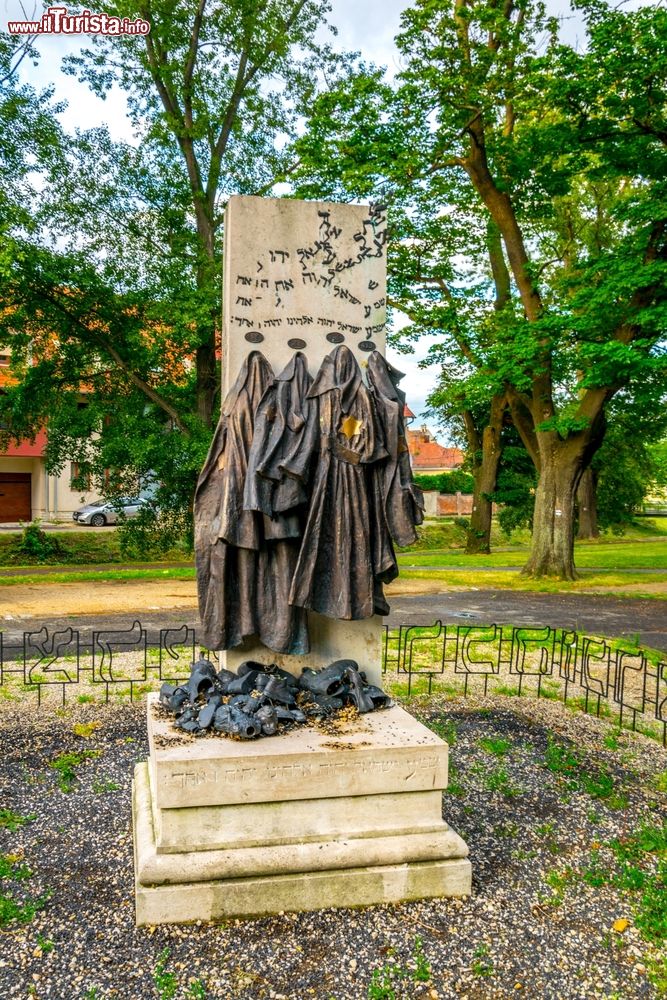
[72,496,147,527]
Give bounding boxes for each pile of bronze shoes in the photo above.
[159,656,392,739]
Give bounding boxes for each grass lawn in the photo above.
[0,518,664,597]
[0,564,665,600]
[0,565,196,586]
[398,538,667,570]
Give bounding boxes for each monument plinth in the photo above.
[132,195,471,924]
[133,695,471,925]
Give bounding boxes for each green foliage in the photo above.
[426,717,458,745]
[413,471,474,494]
[635,862,667,944]
[0,854,32,881]
[0,809,35,832]
[541,868,576,908]
[646,952,667,997]
[401,521,470,551]
[153,948,178,1000]
[412,936,431,983]
[36,934,54,954]
[483,765,521,799]
[471,943,494,977]
[49,750,101,793]
[0,892,47,927]
[1,0,359,551]
[597,454,664,535]
[13,522,65,563]
[493,433,536,537]
[445,764,465,798]
[543,738,617,801]
[295,0,667,579]
[0,529,188,567]
[92,779,120,795]
[184,981,207,1000]
[367,938,432,998]
[0,842,49,928]
[477,736,511,758]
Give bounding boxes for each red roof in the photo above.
[407,428,463,470]
[0,367,48,456]
[2,429,47,458]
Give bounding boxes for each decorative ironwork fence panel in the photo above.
[0,620,665,743]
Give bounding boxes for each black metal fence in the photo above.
[0,619,665,743]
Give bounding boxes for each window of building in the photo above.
[70,462,92,491]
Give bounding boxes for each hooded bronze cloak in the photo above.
[366,351,425,549]
[194,351,309,654]
[243,352,316,523]
[289,345,389,621]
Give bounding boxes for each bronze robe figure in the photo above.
[194,351,309,654]
[289,345,389,621]
[367,351,425,549]
[243,352,316,523]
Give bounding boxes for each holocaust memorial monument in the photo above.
[132,196,471,925]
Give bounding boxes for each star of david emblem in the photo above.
[339,414,363,440]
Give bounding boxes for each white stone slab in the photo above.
[148,695,448,809]
[221,614,384,687]
[220,195,388,681]
[135,854,473,926]
[150,760,445,853]
[222,195,386,393]
[135,763,468,886]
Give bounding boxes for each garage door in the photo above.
[0,473,31,522]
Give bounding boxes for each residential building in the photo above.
[406,425,464,473]
[0,356,95,523]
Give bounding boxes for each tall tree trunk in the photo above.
[509,399,606,578]
[194,236,219,430]
[195,334,218,430]
[463,395,505,554]
[522,447,582,579]
[577,467,599,539]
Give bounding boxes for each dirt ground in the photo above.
[0,576,454,619]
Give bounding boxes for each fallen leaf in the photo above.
[72,722,101,739]
[613,918,630,933]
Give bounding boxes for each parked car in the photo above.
[72,497,148,526]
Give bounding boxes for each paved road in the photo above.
[387,591,667,651]
[2,590,665,651]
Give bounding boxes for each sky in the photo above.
[3,0,642,434]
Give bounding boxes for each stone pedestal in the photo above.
[134,196,473,924]
[133,695,472,925]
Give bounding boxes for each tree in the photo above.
[294,0,667,578]
[588,384,667,533]
[1,1,357,546]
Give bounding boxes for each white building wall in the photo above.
[0,456,96,521]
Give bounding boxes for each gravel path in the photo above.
[1,694,666,999]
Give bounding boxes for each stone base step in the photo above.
[133,765,471,925]
[134,764,469,888]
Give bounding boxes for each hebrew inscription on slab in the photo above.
[223,196,387,389]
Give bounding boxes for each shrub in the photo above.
[13,521,66,563]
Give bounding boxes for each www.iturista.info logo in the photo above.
[8,6,151,34]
